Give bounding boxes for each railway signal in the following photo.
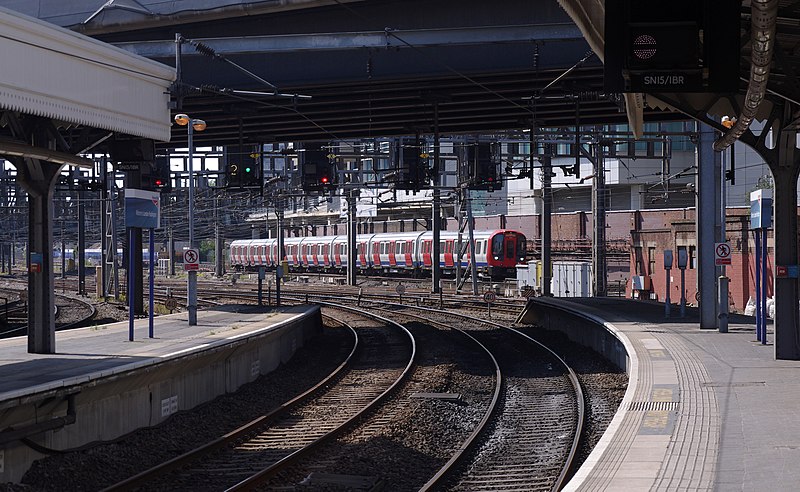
[466,141,501,192]
[392,138,429,192]
[301,142,338,193]
[143,156,172,193]
[226,146,261,189]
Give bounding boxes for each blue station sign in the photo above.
[125,188,161,229]
[750,188,772,230]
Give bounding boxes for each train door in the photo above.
[372,242,381,267]
[334,243,342,267]
[359,242,368,268]
[444,240,455,267]
[323,243,330,267]
[388,241,396,267]
[422,240,432,267]
[258,245,266,265]
[504,233,516,264]
[404,240,413,267]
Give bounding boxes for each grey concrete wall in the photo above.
[519,299,630,373]
[1,306,322,483]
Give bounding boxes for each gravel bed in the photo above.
[515,325,628,466]
[261,320,497,491]
[1,323,353,492]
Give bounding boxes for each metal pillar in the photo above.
[768,103,800,358]
[465,191,479,295]
[133,227,144,315]
[541,147,552,296]
[60,229,65,280]
[432,102,442,293]
[276,200,285,306]
[77,186,86,295]
[169,228,176,276]
[697,123,719,328]
[347,189,357,286]
[18,160,62,354]
[592,138,607,297]
[215,222,224,277]
[187,125,197,325]
[100,156,109,297]
[455,191,463,288]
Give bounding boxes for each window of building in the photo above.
[648,247,656,276]
[689,245,697,269]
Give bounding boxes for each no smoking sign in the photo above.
[714,242,732,266]
[184,248,200,271]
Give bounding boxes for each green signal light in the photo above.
[245,167,252,173]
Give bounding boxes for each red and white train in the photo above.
[230,229,527,279]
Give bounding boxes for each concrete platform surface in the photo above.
[0,305,313,403]
[532,298,799,492]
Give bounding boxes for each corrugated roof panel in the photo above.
[0,6,175,140]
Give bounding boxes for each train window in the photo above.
[492,235,503,258]
[506,238,515,259]
[381,242,387,254]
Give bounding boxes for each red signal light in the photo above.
[320,176,329,184]
[154,179,164,187]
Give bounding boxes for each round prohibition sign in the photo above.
[395,283,406,296]
[483,290,497,304]
[184,249,199,264]
[715,243,731,258]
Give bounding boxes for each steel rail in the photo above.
[102,313,359,492]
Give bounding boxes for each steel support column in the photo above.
[77,185,86,295]
[697,123,719,328]
[592,139,607,297]
[215,222,224,277]
[771,109,800,359]
[432,103,442,294]
[347,189,357,286]
[541,147,552,296]
[18,160,62,354]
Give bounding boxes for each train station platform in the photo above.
[520,297,800,491]
[0,304,322,483]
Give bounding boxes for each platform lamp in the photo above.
[174,113,206,325]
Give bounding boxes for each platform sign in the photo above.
[750,188,773,230]
[714,242,732,266]
[776,265,800,278]
[183,248,199,271]
[124,188,160,229]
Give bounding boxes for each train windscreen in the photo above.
[492,235,503,259]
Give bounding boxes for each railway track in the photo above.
[0,285,96,337]
[104,304,415,491]
[355,302,585,491]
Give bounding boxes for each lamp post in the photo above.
[174,113,206,325]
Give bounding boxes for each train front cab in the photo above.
[487,230,527,278]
